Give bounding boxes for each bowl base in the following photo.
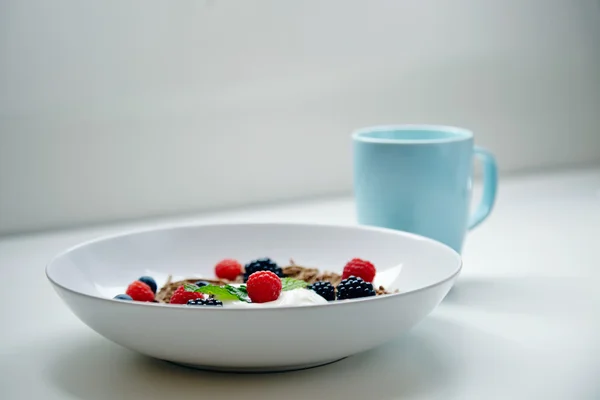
[169,357,347,374]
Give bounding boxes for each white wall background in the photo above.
[1,0,600,235]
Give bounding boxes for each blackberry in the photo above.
[138,276,157,293]
[307,281,335,301]
[336,276,376,300]
[243,257,284,282]
[187,298,223,307]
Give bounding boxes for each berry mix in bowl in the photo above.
[46,222,461,372]
[114,257,396,307]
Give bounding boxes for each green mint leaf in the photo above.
[184,283,200,292]
[196,285,241,301]
[281,277,308,291]
[224,284,250,303]
[184,282,250,302]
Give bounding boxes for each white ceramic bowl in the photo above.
[46,222,461,372]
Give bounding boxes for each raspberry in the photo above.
[125,280,155,302]
[215,259,243,281]
[169,285,204,304]
[336,276,376,300]
[342,258,376,282]
[246,271,282,303]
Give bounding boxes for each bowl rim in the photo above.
[46,221,462,311]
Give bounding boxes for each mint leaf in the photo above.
[197,285,241,301]
[184,282,250,302]
[184,283,200,292]
[183,283,239,301]
[281,277,308,291]
[224,284,250,302]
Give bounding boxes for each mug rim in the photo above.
[352,124,473,144]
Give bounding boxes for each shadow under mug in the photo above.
[352,125,498,253]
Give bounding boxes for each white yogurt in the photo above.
[225,288,328,308]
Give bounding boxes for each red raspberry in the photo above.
[169,285,204,305]
[342,258,376,283]
[215,259,243,281]
[125,280,155,302]
[246,271,282,303]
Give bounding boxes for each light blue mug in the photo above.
[352,125,498,253]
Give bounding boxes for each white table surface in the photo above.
[1,168,599,400]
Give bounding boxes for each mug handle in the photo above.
[468,146,498,230]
